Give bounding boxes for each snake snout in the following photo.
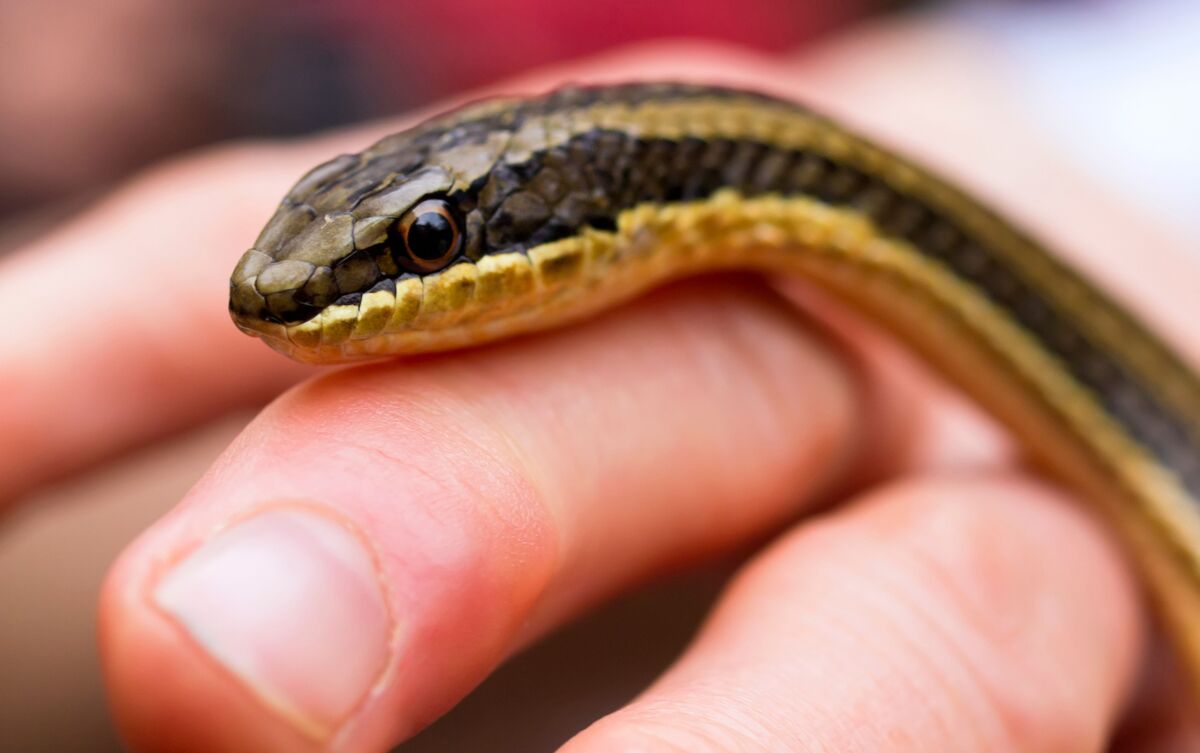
[230,190,364,327]
[231,253,333,326]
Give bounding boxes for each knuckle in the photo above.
[877,477,1107,752]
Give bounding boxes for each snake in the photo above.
[228,82,1200,688]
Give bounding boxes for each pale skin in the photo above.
[2,20,1199,753]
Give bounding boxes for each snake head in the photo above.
[230,151,461,343]
[229,110,542,363]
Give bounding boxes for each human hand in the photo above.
[4,29,1198,753]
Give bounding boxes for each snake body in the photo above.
[230,83,1200,683]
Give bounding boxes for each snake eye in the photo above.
[396,199,461,273]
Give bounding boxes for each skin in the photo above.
[2,22,1199,753]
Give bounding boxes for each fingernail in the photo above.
[153,507,394,740]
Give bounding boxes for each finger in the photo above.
[562,474,1142,753]
[0,146,314,503]
[101,276,887,753]
[1110,636,1200,753]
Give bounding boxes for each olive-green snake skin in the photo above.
[229,83,1200,689]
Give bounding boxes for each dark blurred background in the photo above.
[1,0,1196,751]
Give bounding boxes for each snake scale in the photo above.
[229,83,1200,688]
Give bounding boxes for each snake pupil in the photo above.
[408,212,454,261]
[396,198,461,273]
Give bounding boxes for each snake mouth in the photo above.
[228,250,554,364]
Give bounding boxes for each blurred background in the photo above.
[1,0,1196,750]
